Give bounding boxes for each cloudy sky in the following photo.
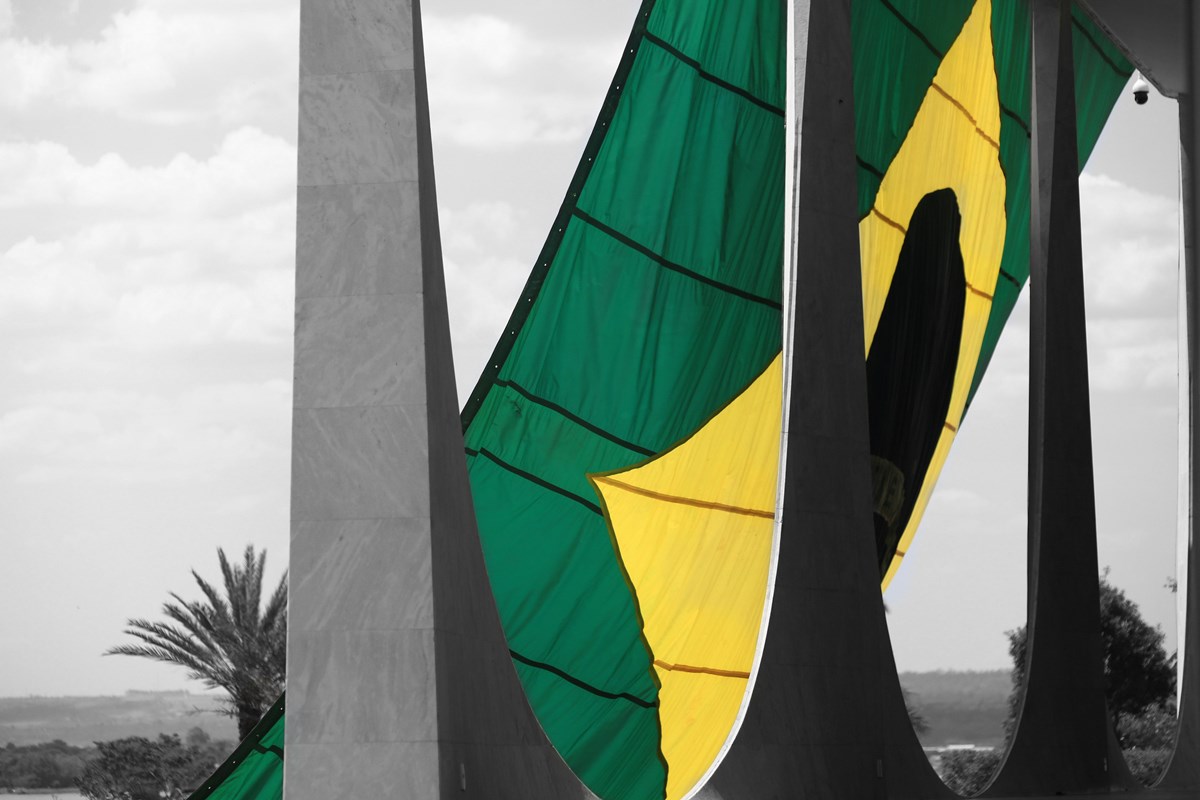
[0,0,1184,697]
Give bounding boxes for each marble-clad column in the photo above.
[286,2,584,798]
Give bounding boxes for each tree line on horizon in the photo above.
[92,546,1180,798]
[0,728,232,796]
[0,739,93,791]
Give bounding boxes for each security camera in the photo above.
[1132,76,1150,105]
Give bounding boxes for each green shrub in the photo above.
[937,745,1172,792]
[1117,705,1176,750]
[1122,748,1171,787]
[938,749,1002,796]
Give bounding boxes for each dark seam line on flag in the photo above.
[595,476,775,520]
[511,650,658,709]
[871,206,907,235]
[878,0,943,59]
[493,379,655,456]
[930,82,1000,151]
[857,157,885,180]
[1001,105,1031,137]
[251,744,284,760]
[469,447,603,515]
[967,282,994,301]
[944,420,958,432]
[642,32,785,117]
[1071,17,1132,79]
[999,269,1022,289]
[573,209,783,311]
[653,659,751,679]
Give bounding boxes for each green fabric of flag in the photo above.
[187,695,283,800]
[463,1,786,796]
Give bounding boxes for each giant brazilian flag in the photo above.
[190,2,1131,800]
[461,1,1129,798]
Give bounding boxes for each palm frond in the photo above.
[191,572,231,627]
[218,548,244,631]
[260,570,288,633]
[245,546,266,629]
[108,544,287,738]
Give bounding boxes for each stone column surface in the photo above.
[696,2,950,798]
[285,1,584,798]
[985,0,1126,794]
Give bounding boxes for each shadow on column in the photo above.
[414,1,589,794]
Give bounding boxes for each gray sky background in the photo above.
[0,0,1184,697]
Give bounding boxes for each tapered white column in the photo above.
[285,2,584,797]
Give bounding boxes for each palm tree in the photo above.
[108,545,287,739]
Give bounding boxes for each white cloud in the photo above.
[440,201,541,396]
[1077,173,1180,392]
[0,127,293,215]
[425,14,622,148]
[0,129,295,362]
[0,0,12,36]
[1080,172,1179,320]
[0,0,298,127]
[0,125,295,495]
[0,4,617,148]
[1087,318,1178,392]
[0,381,288,486]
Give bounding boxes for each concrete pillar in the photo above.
[696,2,950,797]
[986,0,1119,794]
[1160,4,1200,790]
[285,1,583,797]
